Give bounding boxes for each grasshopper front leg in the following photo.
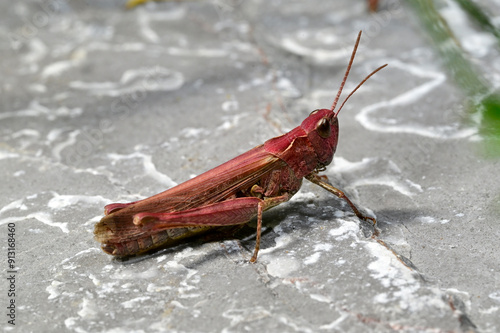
[134,194,291,262]
[306,173,376,226]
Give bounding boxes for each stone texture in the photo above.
[1,1,499,332]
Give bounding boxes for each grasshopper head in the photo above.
[298,57,386,169]
[301,109,339,167]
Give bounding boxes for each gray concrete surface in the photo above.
[1,1,499,332]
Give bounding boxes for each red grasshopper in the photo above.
[94,31,386,262]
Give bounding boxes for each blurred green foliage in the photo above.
[409,0,500,157]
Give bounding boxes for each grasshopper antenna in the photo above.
[334,63,387,117]
[330,31,363,113]
[329,31,387,118]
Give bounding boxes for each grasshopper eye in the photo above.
[316,118,331,138]
[309,109,319,116]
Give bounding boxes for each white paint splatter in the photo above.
[0,199,28,214]
[0,101,82,121]
[290,191,317,202]
[180,127,209,138]
[258,233,295,256]
[319,313,349,330]
[46,280,63,300]
[13,170,25,177]
[356,60,476,139]
[137,9,160,43]
[146,283,172,292]
[363,242,445,313]
[0,213,68,233]
[77,298,98,319]
[21,38,48,64]
[136,6,187,43]
[416,216,450,224]
[221,100,239,112]
[304,243,334,265]
[417,216,435,223]
[304,252,321,265]
[216,113,248,131]
[329,220,360,241]
[41,60,78,79]
[122,296,151,309]
[313,243,333,252]
[279,35,348,65]
[51,130,80,161]
[310,294,332,303]
[366,242,416,288]
[48,194,108,209]
[266,256,300,278]
[330,156,423,197]
[350,176,422,197]
[108,152,177,187]
[142,154,177,187]
[12,128,40,139]
[222,307,271,327]
[110,266,158,280]
[0,151,19,160]
[70,67,184,97]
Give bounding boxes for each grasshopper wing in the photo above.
[94,145,287,255]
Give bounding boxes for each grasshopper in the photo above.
[94,31,386,262]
